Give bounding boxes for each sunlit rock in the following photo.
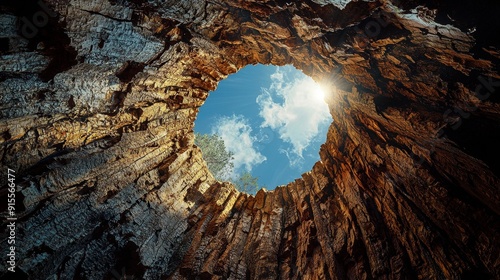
[0,0,499,279]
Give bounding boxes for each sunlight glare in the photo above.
[312,82,326,102]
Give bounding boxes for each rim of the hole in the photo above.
[192,63,335,196]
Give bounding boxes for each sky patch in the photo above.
[256,66,331,167]
[194,64,332,188]
[211,114,266,178]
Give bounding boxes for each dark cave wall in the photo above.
[0,0,499,279]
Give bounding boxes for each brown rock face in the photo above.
[1,0,499,279]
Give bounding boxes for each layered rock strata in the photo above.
[1,0,499,279]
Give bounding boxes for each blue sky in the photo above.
[194,64,332,190]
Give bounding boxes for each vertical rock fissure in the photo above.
[0,0,499,279]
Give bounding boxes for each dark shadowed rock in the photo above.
[0,0,499,279]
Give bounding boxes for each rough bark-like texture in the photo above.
[1,0,499,279]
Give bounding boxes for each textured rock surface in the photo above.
[1,0,499,279]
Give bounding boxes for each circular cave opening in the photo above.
[194,64,333,194]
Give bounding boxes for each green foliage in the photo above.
[234,171,260,194]
[194,132,234,180]
[195,132,263,195]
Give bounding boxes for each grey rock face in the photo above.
[1,0,499,279]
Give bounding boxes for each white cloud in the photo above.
[256,66,331,166]
[212,115,266,177]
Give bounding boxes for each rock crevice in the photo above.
[0,0,499,279]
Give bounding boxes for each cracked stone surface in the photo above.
[0,0,499,279]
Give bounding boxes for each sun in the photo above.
[312,83,326,102]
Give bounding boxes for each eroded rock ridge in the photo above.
[1,0,499,279]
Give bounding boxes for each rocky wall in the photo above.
[0,0,499,279]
